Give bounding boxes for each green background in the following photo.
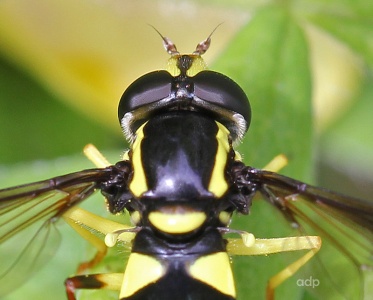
[0,1,372,299]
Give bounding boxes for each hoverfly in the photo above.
[0,28,372,300]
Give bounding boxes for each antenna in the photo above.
[149,23,223,56]
[148,24,179,56]
[193,23,223,55]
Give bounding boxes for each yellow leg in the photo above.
[262,154,288,173]
[227,236,321,255]
[60,143,111,272]
[63,206,135,242]
[255,154,320,298]
[62,207,135,272]
[266,248,319,300]
[227,236,321,300]
[62,145,135,272]
[83,144,111,168]
[63,214,107,273]
[60,145,133,285]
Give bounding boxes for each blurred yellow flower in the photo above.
[0,0,246,131]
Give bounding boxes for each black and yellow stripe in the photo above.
[118,112,238,299]
[120,229,235,300]
[129,113,231,200]
[111,32,251,299]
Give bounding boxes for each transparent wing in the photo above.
[251,168,373,299]
[252,169,373,263]
[0,168,114,296]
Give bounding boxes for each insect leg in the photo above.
[266,244,320,300]
[227,236,321,300]
[65,272,123,300]
[262,154,288,173]
[83,144,111,168]
[62,207,135,272]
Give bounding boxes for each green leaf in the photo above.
[213,6,313,181]
[309,14,373,67]
[320,78,373,192]
[0,56,121,164]
[213,6,313,300]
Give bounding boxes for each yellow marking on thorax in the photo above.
[122,150,130,161]
[234,150,242,161]
[129,123,148,197]
[218,211,232,226]
[208,121,230,197]
[130,211,141,226]
[149,211,206,234]
[120,253,165,298]
[188,252,236,297]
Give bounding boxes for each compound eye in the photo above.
[193,71,251,130]
[118,70,173,121]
